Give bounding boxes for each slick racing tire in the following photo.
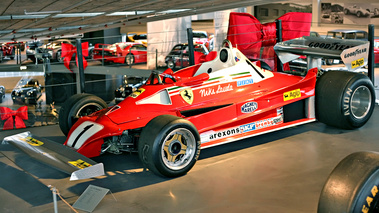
[318,152,379,213]
[59,93,107,136]
[316,71,375,129]
[138,115,201,177]
[125,54,134,65]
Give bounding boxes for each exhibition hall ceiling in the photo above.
[0,0,285,42]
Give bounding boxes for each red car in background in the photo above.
[374,39,379,64]
[0,43,15,63]
[93,42,147,65]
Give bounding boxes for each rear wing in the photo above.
[2,132,104,181]
[274,36,370,71]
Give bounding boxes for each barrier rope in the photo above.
[48,185,78,213]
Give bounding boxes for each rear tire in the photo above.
[318,152,379,213]
[316,71,375,129]
[59,93,107,136]
[138,115,201,177]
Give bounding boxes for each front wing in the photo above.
[2,131,104,181]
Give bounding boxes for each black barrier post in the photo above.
[275,19,283,72]
[155,49,158,70]
[187,28,195,66]
[76,38,85,93]
[368,24,375,85]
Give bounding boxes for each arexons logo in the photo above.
[209,127,240,140]
[241,102,258,113]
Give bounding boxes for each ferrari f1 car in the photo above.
[4,37,375,179]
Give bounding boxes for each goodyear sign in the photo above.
[341,43,369,70]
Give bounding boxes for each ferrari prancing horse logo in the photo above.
[180,88,194,105]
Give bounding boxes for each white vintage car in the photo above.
[344,5,370,17]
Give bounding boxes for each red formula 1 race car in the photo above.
[92,42,147,65]
[4,38,375,180]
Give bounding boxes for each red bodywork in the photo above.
[374,39,379,64]
[92,42,147,64]
[64,45,318,158]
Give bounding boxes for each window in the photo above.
[273,9,279,16]
[260,8,268,16]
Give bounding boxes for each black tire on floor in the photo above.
[138,115,201,177]
[58,93,107,136]
[316,71,375,129]
[318,151,379,213]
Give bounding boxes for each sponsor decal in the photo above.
[180,88,194,105]
[68,159,92,169]
[235,56,240,62]
[240,123,256,133]
[209,127,240,140]
[344,48,367,59]
[343,88,353,116]
[237,79,254,87]
[21,136,44,146]
[199,84,233,97]
[241,102,258,113]
[240,115,283,133]
[129,88,145,98]
[308,42,353,51]
[277,107,283,115]
[362,185,379,213]
[283,89,301,101]
[351,58,364,69]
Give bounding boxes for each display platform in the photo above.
[1,106,379,213]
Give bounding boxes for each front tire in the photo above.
[316,71,375,129]
[138,115,201,177]
[59,93,107,136]
[318,152,379,213]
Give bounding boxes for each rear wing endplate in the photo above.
[274,36,370,71]
[2,132,104,181]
